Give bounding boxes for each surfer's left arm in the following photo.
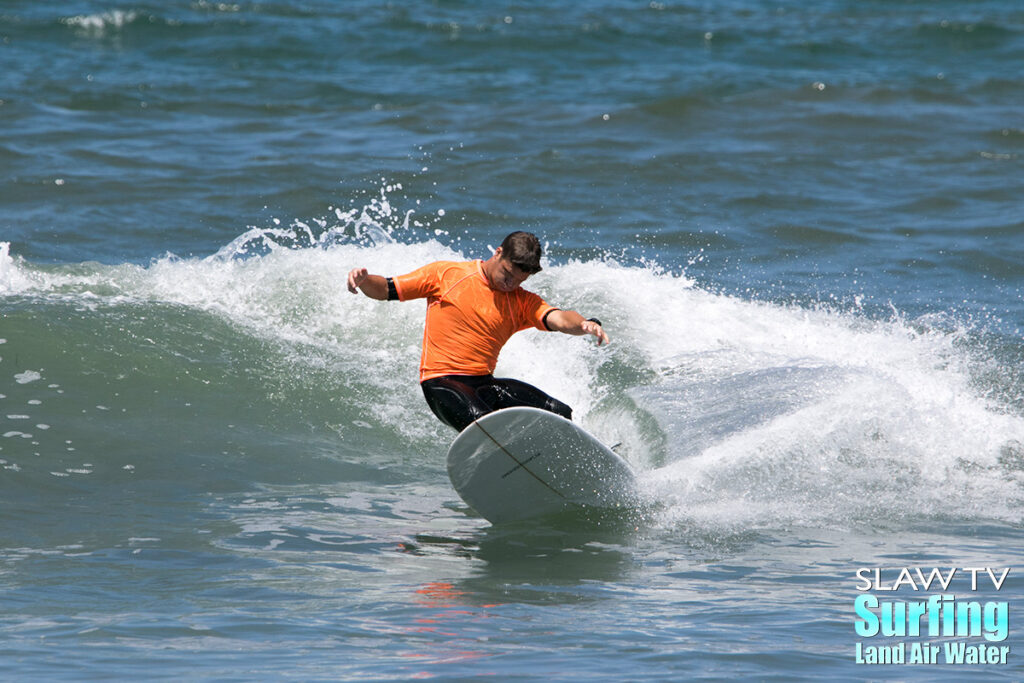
[544,309,610,346]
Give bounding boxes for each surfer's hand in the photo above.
[347,267,368,294]
[581,319,610,346]
[545,309,610,345]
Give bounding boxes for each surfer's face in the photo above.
[485,251,531,292]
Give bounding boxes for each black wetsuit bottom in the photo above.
[421,374,572,432]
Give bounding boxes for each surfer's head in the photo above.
[485,232,542,292]
[498,231,542,274]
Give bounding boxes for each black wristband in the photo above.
[587,317,602,327]
[386,277,398,301]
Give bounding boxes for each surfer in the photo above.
[347,231,609,431]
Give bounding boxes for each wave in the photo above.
[60,10,144,34]
[3,214,1023,531]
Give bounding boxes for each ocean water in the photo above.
[2,1,1023,680]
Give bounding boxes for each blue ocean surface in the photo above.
[2,1,1023,680]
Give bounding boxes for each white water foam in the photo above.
[61,10,139,34]
[0,242,36,295]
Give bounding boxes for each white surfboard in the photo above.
[446,407,638,524]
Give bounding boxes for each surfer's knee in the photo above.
[491,376,572,421]
[546,397,572,421]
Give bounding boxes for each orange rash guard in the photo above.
[392,260,557,382]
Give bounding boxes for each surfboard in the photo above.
[446,406,638,524]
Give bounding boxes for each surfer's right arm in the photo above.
[347,268,397,301]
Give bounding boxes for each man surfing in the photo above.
[347,231,609,432]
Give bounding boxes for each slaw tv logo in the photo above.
[853,567,1010,666]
